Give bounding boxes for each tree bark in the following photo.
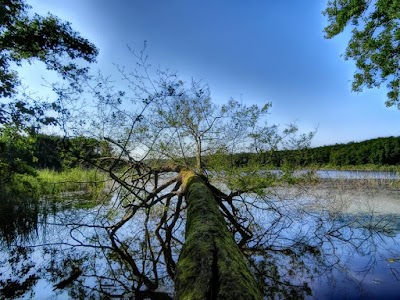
[174,171,262,300]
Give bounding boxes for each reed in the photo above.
[37,168,107,198]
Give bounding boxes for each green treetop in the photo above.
[0,0,98,128]
[323,0,400,107]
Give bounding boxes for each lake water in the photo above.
[265,169,399,183]
[268,183,400,299]
[0,171,399,299]
[300,170,399,180]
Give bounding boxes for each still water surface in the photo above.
[0,171,399,299]
[296,169,399,180]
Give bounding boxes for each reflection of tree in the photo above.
[0,192,39,245]
[0,246,38,299]
[2,178,400,299]
[298,181,400,298]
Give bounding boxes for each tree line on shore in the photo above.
[281,136,400,167]
[213,136,400,169]
[3,133,399,177]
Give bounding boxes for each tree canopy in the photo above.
[0,0,98,128]
[323,0,400,107]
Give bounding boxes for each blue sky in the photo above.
[26,0,400,147]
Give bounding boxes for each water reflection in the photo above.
[244,181,400,299]
[0,246,38,299]
[0,177,399,299]
[299,170,399,180]
[312,212,400,299]
[0,195,39,245]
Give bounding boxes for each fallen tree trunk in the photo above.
[175,171,262,300]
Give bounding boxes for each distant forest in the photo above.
[6,135,400,172]
[228,136,400,168]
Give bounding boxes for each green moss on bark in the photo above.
[175,174,262,300]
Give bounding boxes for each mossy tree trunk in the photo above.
[175,172,262,300]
